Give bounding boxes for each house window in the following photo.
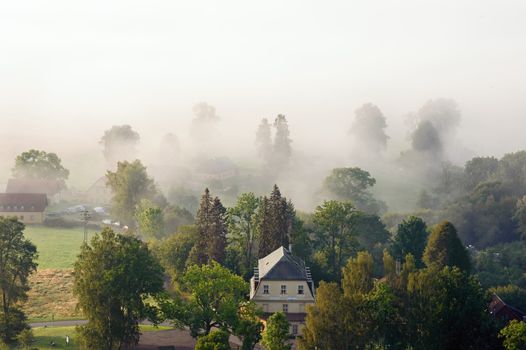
[292,324,298,335]
[282,304,288,313]
[281,285,287,294]
[263,285,269,294]
[298,285,304,294]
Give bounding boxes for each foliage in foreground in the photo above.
[73,228,164,349]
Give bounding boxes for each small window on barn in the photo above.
[282,304,288,313]
[263,285,269,294]
[298,285,304,294]
[281,285,287,294]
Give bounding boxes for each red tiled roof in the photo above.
[0,193,48,212]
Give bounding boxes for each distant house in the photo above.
[85,176,112,205]
[0,193,48,224]
[490,294,526,322]
[250,246,316,336]
[195,157,239,181]
[6,178,64,204]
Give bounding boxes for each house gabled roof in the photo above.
[0,193,48,212]
[6,178,63,196]
[258,246,309,281]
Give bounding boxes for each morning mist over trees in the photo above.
[1,1,526,349]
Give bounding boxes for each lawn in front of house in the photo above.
[13,325,172,350]
[23,225,97,269]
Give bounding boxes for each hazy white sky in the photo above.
[1,0,526,158]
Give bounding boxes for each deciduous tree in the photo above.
[12,149,69,182]
[0,218,37,342]
[74,228,164,349]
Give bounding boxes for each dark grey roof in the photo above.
[259,246,309,281]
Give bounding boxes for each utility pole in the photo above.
[81,208,91,243]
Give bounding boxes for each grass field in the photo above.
[24,225,97,269]
[24,269,80,322]
[22,225,97,321]
[7,325,172,350]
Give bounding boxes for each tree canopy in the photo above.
[74,228,164,349]
[12,149,69,182]
[0,218,37,342]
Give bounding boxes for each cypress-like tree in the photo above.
[423,221,471,272]
[208,197,227,264]
[188,189,227,265]
[258,185,294,258]
[188,189,213,266]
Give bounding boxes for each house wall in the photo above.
[252,280,315,303]
[251,279,315,336]
[0,212,44,224]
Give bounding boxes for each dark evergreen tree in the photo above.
[208,197,227,264]
[188,189,227,265]
[188,189,213,266]
[258,185,294,258]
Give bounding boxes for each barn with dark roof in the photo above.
[0,193,48,224]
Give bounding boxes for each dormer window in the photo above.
[298,285,304,295]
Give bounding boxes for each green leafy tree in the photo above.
[500,320,526,350]
[12,149,69,182]
[74,228,164,349]
[150,225,197,281]
[423,221,471,272]
[323,167,386,214]
[135,199,165,240]
[0,217,37,342]
[227,193,260,276]
[391,216,428,267]
[234,301,263,350]
[195,329,231,350]
[106,160,163,226]
[312,200,358,282]
[168,262,248,337]
[100,125,140,165]
[407,266,499,350]
[261,312,291,350]
[298,282,349,350]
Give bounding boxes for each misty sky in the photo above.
[1,0,526,163]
